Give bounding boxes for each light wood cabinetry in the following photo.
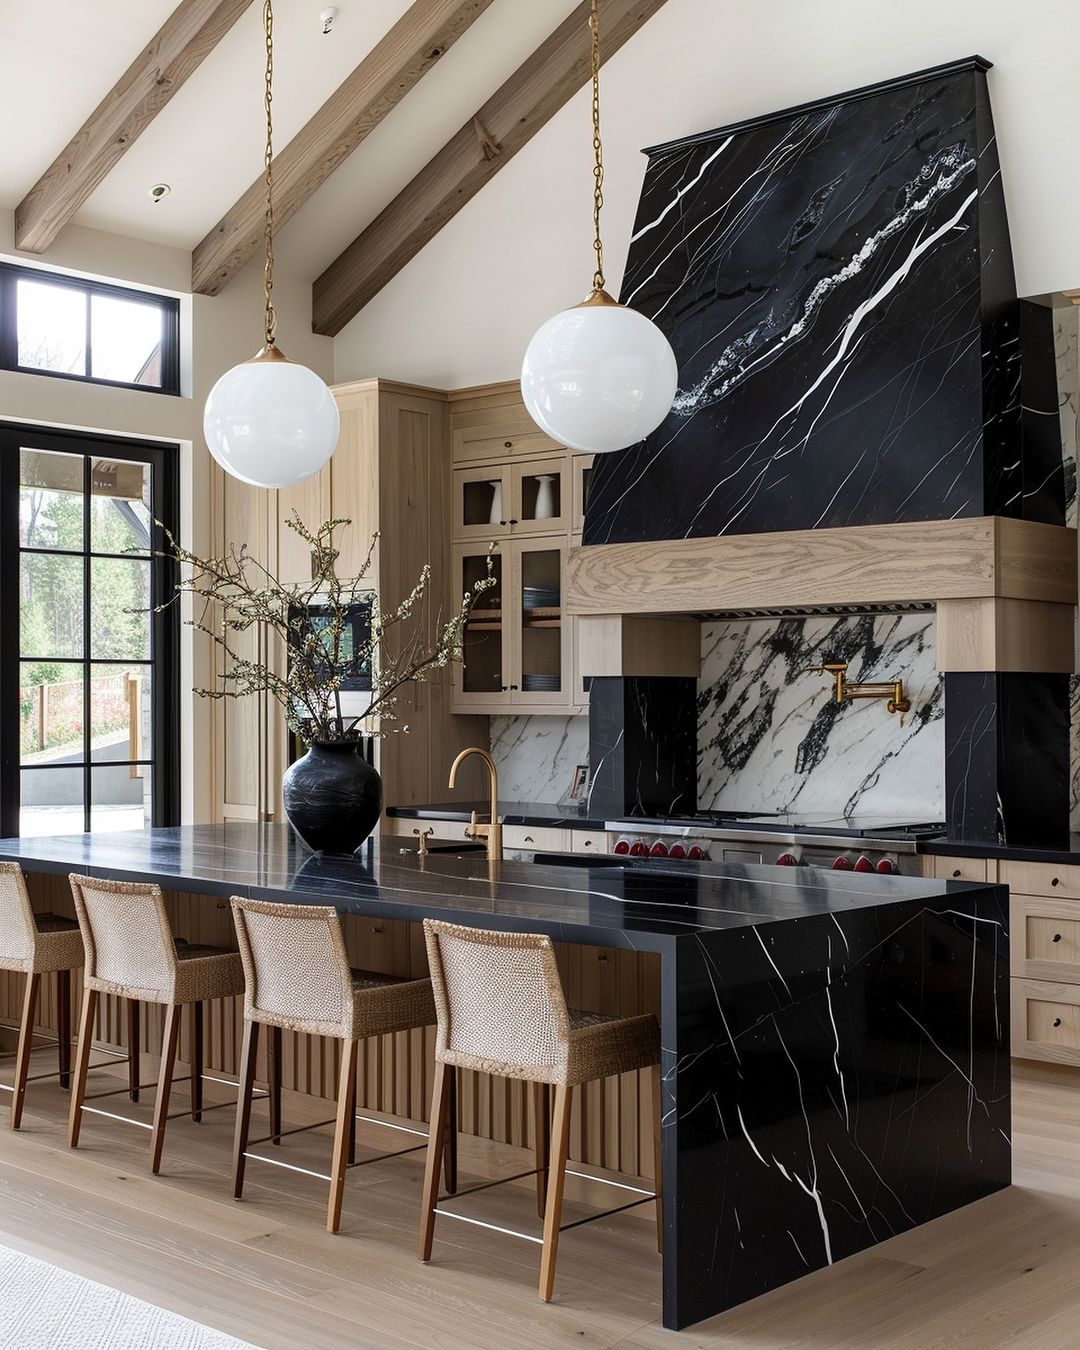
[448,382,585,716]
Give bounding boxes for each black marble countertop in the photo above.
[0,823,993,953]
[386,800,607,831]
[920,836,1080,866]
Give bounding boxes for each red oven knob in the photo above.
[668,842,687,859]
[649,840,669,858]
[831,855,853,870]
[687,844,707,860]
[876,856,899,875]
[776,851,799,867]
[629,839,649,857]
[853,855,875,873]
[613,837,631,855]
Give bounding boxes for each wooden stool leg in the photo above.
[10,973,40,1130]
[68,988,98,1148]
[127,998,141,1103]
[56,968,71,1090]
[652,1062,663,1254]
[150,1003,181,1174]
[267,1025,282,1145]
[539,1083,573,1303]
[442,1064,458,1194]
[232,1019,259,1200]
[533,1082,551,1218]
[190,1002,204,1122]
[327,1038,359,1233]
[418,1060,450,1262]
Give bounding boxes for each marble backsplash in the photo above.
[489,714,589,804]
[698,612,944,818]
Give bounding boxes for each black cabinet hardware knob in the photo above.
[504,441,512,448]
[1054,1017,1063,1028]
[510,684,519,690]
[952,869,961,878]
[1053,933,1063,943]
[1052,877,1061,887]
[371,925,384,934]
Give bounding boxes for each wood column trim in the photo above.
[577,616,701,677]
[936,598,1076,673]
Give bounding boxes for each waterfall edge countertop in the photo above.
[0,823,1010,1332]
[0,821,992,951]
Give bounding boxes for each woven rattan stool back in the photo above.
[69,873,177,1001]
[231,897,355,1038]
[423,919,572,1081]
[0,862,36,969]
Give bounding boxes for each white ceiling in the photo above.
[0,0,580,282]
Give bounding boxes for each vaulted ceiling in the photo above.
[0,0,669,335]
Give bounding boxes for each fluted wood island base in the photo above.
[0,824,1009,1330]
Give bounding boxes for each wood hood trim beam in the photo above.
[311,0,672,337]
[192,0,494,296]
[14,0,253,254]
[565,518,1078,615]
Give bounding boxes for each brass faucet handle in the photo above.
[412,826,433,857]
[808,661,848,674]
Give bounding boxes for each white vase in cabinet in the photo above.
[534,474,556,521]
[488,480,503,526]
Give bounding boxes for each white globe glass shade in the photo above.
[204,356,340,489]
[520,302,678,454]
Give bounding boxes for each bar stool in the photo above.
[0,862,83,1129]
[67,873,245,1173]
[230,897,448,1233]
[418,918,663,1303]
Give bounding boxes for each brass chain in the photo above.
[589,0,605,293]
[262,0,277,347]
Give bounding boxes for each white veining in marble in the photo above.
[1058,306,1080,831]
[489,715,589,804]
[698,612,944,818]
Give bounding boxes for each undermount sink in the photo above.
[530,852,634,869]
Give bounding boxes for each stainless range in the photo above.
[602,813,945,876]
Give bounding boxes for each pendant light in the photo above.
[521,0,677,454]
[204,0,339,489]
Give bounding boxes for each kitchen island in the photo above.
[0,824,1010,1330]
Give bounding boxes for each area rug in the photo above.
[0,1244,264,1349]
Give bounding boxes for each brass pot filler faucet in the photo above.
[807,661,911,716]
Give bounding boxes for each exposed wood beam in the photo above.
[312,0,671,337]
[192,0,494,296]
[14,0,253,254]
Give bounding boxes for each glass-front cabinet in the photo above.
[453,540,575,713]
[452,457,570,541]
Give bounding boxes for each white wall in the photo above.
[333,0,1080,389]
[0,208,333,820]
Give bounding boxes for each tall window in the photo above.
[0,425,180,836]
[0,264,180,395]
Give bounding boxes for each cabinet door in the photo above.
[452,465,512,542]
[511,456,570,536]
[452,544,508,707]
[572,454,595,534]
[510,538,571,709]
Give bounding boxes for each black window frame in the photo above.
[0,422,181,837]
[0,262,181,397]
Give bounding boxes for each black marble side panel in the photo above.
[584,59,1033,545]
[944,673,1069,847]
[664,882,1010,1328]
[587,677,697,819]
[1019,300,1067,524]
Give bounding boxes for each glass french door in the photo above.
[0,424,180,837]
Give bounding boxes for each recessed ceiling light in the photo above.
[148,183,171,202]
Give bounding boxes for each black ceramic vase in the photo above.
[282,740,383,854]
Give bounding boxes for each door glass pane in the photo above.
[520,548,562,695]
[91,664,151,762]
[520,471,561,524]
[20,554,84,658]
[90,294,165,386]
[462,552,503,695]
[91,765,151,832]
[91,556,150,658]
[462,476,503,529]
[20,449,84,549]
[20,661,84,766]
[17,278,87,375]
[20,768,84,837]
[90,457,152,554]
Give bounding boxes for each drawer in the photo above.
[1001,859,1080,901]
[929,855,989,883]
[570,831,611,855]
[453,427,561,463]
[1011,978,1080,1065]
[502,825,569,852]
[1010,894,1080,983]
